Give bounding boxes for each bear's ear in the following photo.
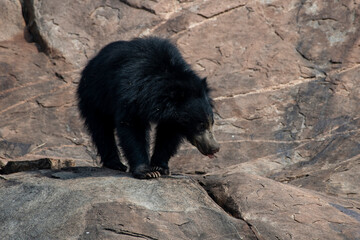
[202,77,207,85]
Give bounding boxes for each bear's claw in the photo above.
[151,166,170,176]
[132,164,162,179]
[145,171,161,178]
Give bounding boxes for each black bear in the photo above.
[77,37,219,179]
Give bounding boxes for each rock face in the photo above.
[1,0,360,239]
[0,0,24,41]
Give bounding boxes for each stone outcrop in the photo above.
[201,172,360,240]
[0,168,256,240]
[1,0,359,239]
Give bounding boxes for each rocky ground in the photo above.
[1,0,360,239]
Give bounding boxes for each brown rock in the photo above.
[0,38,92,165]
[201,172,360,240]
[167,1,360,187]
[0,158,75,174]
[0,0,24,41]
[295,0,360,66]
[121,0,181,18]
[22,0,161,67]
[191,0,247,19]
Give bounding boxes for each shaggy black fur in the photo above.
[77,37,218,179]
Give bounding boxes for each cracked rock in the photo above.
[1,0,360,239]
[0,169,256,240]
[200,172,360,240]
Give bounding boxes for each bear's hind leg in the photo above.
[150,122,183,176]
[84,110,127,172]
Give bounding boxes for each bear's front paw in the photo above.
[132,164,161,179]
[151,166,170,176]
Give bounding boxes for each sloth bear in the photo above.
[77,37,219,179]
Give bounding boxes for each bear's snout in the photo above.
[191,128,220,158]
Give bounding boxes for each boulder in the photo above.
[201,172,360,240]
[0,168,256,240]
[21,0,161,67]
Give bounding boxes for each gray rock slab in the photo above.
[0,168,255,240]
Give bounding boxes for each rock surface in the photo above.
[201,171,360,240]
[0,168,255,240]
[1,0,360,239]
[0,0,24,41]
[0,158,75,174]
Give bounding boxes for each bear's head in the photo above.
[170,77,220,158]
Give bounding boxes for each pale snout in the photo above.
[191,128,220,158]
